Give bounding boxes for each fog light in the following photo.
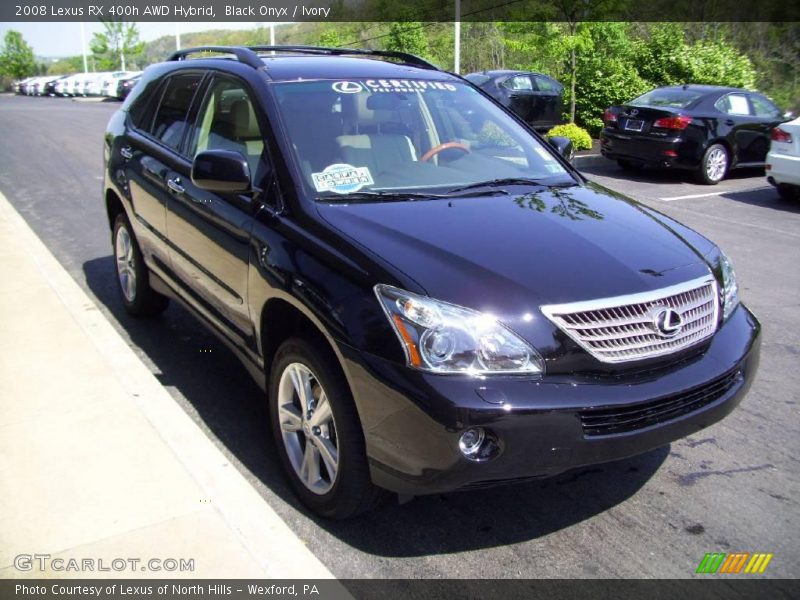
[459,427,485,458]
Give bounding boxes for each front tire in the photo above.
[697,143,728,185]
[268,337,383,519]
[112,214,169,317]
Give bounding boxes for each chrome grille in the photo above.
[541,276,719,363]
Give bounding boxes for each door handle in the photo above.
[167,178,184,194]
[120,146,133,160]
[724,119,735,126]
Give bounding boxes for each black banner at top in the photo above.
[2,0,799,22]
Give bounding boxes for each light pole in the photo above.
[79,22,88,73]
[175,22,181,51]
[454,0,461,74]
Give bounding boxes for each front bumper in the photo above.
[340,305,761,495]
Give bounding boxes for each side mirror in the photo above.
[191,150,251,194]
[547,136,575,163]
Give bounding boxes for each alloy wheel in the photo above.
[705,147,727,182]
[115,225,136,302]
[277,363,339,495]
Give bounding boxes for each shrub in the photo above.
[545,123,593,151]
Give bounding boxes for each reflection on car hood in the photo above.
[318,182,715,311]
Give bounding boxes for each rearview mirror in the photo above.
[191,150,251,194]
[547,136,575,163]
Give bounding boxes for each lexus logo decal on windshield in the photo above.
[652,307,684,338]
[332,81,364,94]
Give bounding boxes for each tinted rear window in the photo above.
[465,74,491,86]
[630,89,705,108]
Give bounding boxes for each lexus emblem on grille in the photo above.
[629,109,638,116]
[652,307,683,338]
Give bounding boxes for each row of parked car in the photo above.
[14,71,142,100]
[467,69,797,195]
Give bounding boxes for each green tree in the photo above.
[48,56,84,75]
[637,24,756,90]
[571,23,649,135]
[90,21,144,71]
[318,28,346,48]
[384,21,429,57]
[0,30,37,80]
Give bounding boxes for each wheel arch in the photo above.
[105,188,126,231]
[259,297,352,394]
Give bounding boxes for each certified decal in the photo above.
[312,164,374,194]
[332,81,363,94]
[330,79,458,94]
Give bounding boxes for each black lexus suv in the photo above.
[104,46,761,518]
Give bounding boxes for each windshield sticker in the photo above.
[331,79,458,94]
[312,164,374,194]
[332,81,363,94]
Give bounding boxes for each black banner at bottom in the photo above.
[1,579,798,600]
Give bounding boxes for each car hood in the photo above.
[316,182,717,368]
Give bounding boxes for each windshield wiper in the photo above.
[317,188,508,203]
[446,177,575,195]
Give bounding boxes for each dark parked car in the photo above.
[116,73,141,100]
[601,84,786,184]
[465,70,564,131]
[43,75,68,97]
[104,46,760,518]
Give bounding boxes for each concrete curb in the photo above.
[573,154,609,169]
[0,189,337,580]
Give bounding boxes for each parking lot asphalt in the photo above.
[0,94,798,579]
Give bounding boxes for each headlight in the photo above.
[374,284,544,375]
[719,251,740,320]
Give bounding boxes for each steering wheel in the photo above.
[420,141,470,163]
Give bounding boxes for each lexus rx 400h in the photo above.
[103,47,761,518]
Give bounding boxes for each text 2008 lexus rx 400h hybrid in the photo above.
[103,46,761,518]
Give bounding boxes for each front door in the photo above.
[166,75,271,342]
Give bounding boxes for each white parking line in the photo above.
[659,187,771,202]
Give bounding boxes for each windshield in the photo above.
[272,79,572,199]
[630,88,704,109]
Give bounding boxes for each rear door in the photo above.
[501,74,537,125]
[748,93,785,163]
[531,74,563,129]
[166,74,272,342]
[122,71,205,273]
[714,92,761,164]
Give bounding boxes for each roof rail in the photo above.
[167,46,264,69]
[249,45,440,71]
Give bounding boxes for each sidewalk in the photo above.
[0,190,334,580]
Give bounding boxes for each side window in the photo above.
[189,77,267,183]
[149,73,204,152]
[750,94,781,119]
[502,75,534,92]
[715,93,751,116]
[534,75,560,93]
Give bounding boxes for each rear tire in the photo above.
[268,337,384,519]
[697,143,728,185]
[112,214,169,317]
